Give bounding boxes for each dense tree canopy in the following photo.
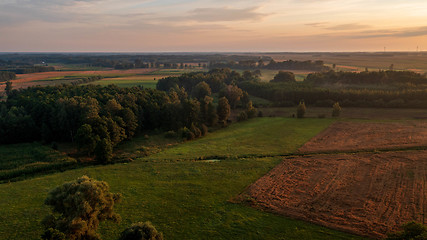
[0,83,226,158]
[270,71,296,83]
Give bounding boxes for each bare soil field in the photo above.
[260,107,427,120]
[299,121,427,153]
[236,151,427,238]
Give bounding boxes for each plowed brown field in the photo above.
[236,121,427,238]
[299,121,427,153]
[237,152,426,238]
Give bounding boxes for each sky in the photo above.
[0,0,426,52]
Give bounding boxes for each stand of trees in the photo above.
[239,70,427,109]
[156,68,251,109]
[0,83,229,162]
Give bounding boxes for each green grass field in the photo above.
[88,69,203,88]
[147,118,333,161]
[0,118,365,240]
[0,143,76,182]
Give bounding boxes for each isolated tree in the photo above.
[270,71,296,83]
[42,176,121,240]
[217,97,230,125]
[119,222,163,240]
[297,100,306,118]
[245,100,257,118]
[386,221,427,240]
[332,102,342,117]
[5,80,12,96]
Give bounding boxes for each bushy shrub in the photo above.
[297,100,306,118]
[164,131,177,138]
[190,123,202,138]
[119,222,163,240]
[332,102,342,117]
[200,124,208,136]
[237,111,248,122]
[386,221,427,240]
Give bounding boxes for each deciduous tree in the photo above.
[42,176,121,240]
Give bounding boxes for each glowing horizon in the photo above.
[1,0,426,52]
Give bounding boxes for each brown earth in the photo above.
[236,151,427,238]
[299,121,427,153]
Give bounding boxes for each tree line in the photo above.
[210,59,330,71]
[305,70,427,86]
[239,80,427,108]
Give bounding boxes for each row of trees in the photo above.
[239,78,427,108]
[305,70,427,86]
[10,66,55,74]
[210,59,330,71]
[1,84,234,162]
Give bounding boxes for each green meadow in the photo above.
[0,143,76,183]
[0,117,365,240]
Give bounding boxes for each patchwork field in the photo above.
[236,120,427,239]
[0,118,364,240]
[0,68,158,92]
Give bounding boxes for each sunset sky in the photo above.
[0,0,426,52]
